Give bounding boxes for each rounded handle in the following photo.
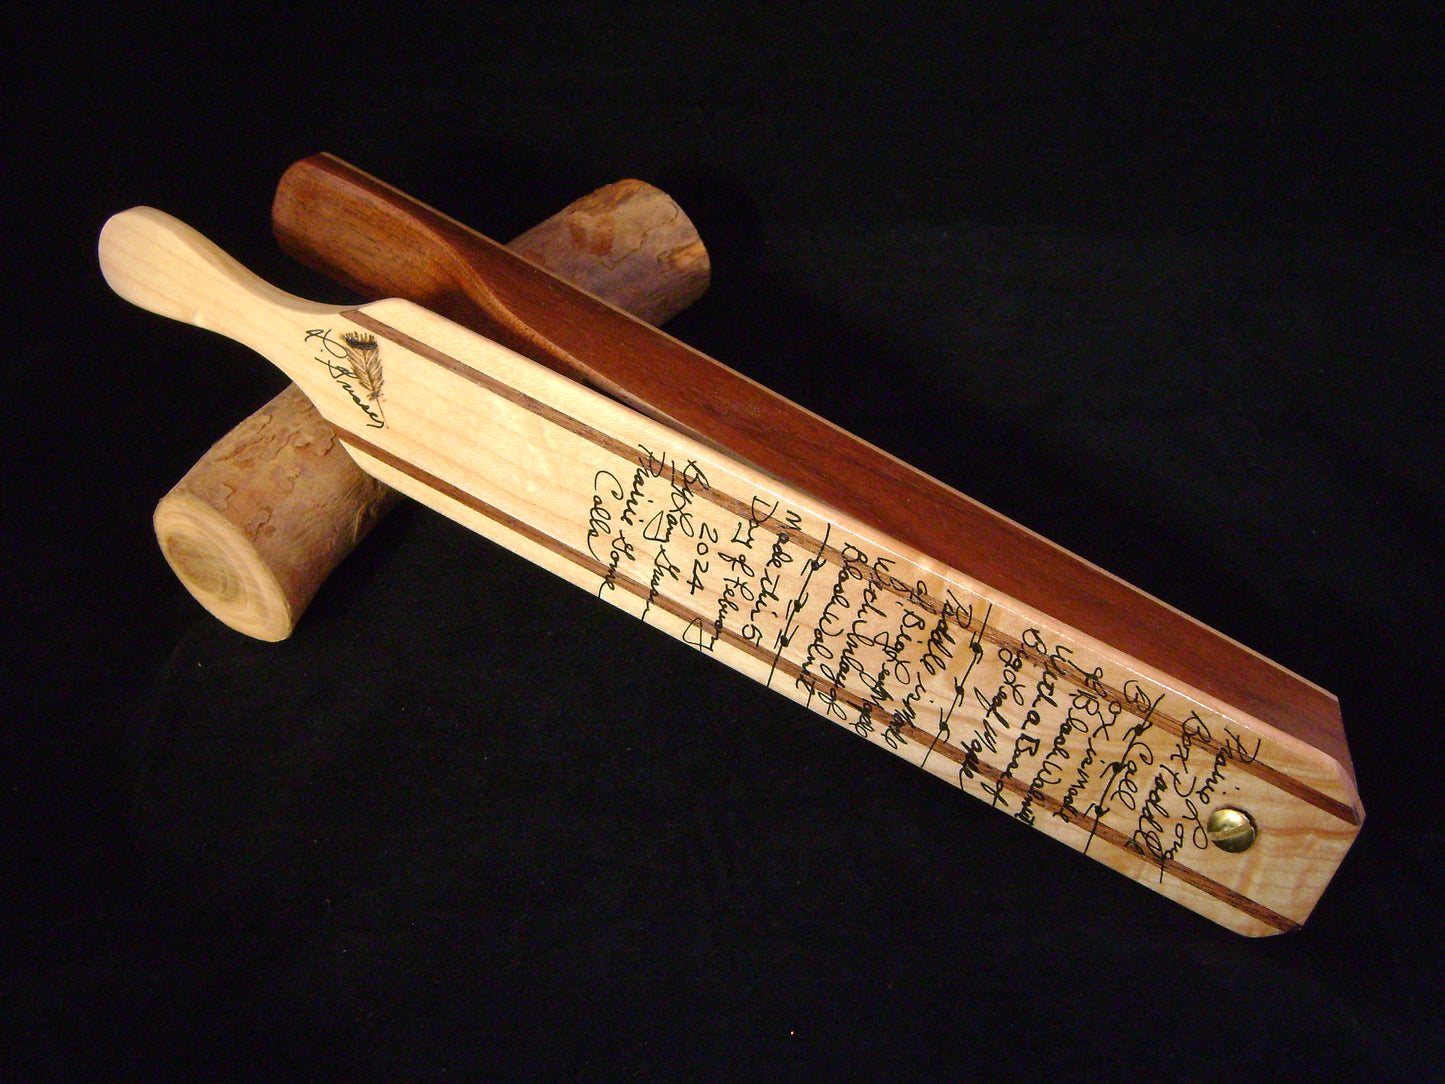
[101,207,339,367]
[152,170,710,640]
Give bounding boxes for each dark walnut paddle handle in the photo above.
[152,161,710,640]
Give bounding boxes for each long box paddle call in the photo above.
[100,206,1361,935]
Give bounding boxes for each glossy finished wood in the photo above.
[274,154,1357,787]
[100,207,1361,933]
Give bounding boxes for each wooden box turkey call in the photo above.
[103,157,1361,935]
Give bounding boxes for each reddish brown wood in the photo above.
[272,154,1352,780]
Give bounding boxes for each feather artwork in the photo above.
[340,332,384,402]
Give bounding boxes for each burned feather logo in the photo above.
[340,332,384,402]
[307,328,386,428]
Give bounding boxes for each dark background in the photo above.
[7,4,1443,1080]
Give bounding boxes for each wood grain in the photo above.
[99,207,1363,933]
[272,155,1358,790]
[153,170,708,640]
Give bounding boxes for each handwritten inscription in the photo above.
[581,443,1263,878]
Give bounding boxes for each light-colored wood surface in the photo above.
[264,157,1353,787]
[154,178,708,641]
[100,207,1362,934]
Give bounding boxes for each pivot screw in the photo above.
[1206,808,1257,853]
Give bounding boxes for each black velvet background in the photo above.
[7,5,1444,1080]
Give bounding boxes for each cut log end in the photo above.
[153,383,400,640]
[155,490,295,641]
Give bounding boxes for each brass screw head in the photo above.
[1206,808,1257,853]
